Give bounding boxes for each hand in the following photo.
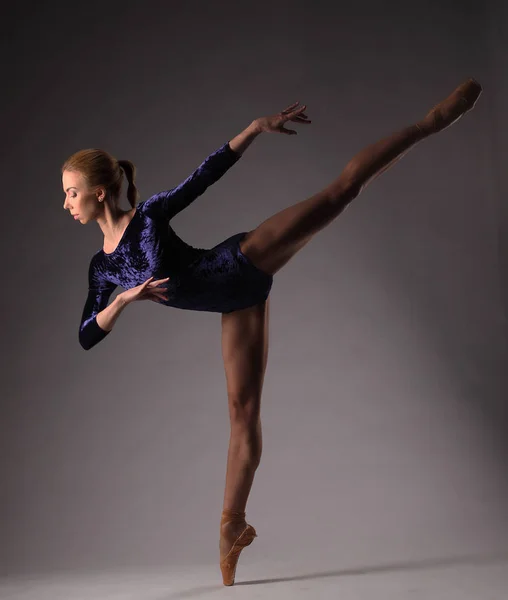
[254,101,311,135]
[119,276,170,305]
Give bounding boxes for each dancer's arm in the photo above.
[79,259,122,350]
[141,105,304,222]
[142,136,247,221]
[228,120,262,155]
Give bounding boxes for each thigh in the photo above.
[221,298,270,419]
[239,186,353,276]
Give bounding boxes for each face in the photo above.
[62,170,105,223]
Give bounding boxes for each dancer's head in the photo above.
[61,149,140,223]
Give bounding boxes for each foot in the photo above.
[418,77,482,136]
[219,510,257,586]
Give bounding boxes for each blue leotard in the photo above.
[79,141,273,350]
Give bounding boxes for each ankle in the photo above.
[221,508,246,523]
[221,508,247,531]
[221,508,246,519]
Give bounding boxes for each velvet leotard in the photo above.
[79,142,273,350]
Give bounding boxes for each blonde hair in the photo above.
[61,148,140,208]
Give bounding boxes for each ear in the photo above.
[95,186,106,202]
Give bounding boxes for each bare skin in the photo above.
[62,171,136,252]
[219,299,269,563]
[62,78,482,584]
[218,78,482,575]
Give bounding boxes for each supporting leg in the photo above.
[219,299,269,585]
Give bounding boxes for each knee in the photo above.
[229,395,262,464]
[326,174,362,205]
[341,159,363,188]
[231,423,262,467]
[229,393,261,427]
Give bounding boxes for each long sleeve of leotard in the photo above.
[142,141,241,221]
[79,258,117,350]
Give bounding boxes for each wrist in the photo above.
[229,121,261,155]
[115,293,129,308]
[250,119,263,135]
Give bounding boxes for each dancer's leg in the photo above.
[221,299,269,512]
[219,298,269,585]
[240,78,482,276]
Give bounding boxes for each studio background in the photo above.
[2,0,508,576]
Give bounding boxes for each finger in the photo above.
[281,101,300,114]
[281,107,303,119]
[282,103,301,115]
[148,283,169,291]
[153,285,169,293]
[280,127,297,135]
[153,277,170,284]
[143,276,154,287]
[153,292,169,301]
[281,110,308,123]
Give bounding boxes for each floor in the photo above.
[2,552,508,599]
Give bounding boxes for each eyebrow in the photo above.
[65,187,78,192]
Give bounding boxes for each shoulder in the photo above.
[136,195,172,222]
[135,198,154,217]
[136,199,147,212]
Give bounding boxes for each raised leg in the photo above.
[240,78,482,276]
[219,298,270,585]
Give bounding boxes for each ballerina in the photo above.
[62,77,482,585]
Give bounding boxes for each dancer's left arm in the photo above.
[228,120,262,155]
[143,103,309,221]
[143,122,260,222]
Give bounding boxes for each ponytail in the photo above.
[118,159,140,208]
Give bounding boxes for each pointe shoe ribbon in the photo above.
[219,509,257,586]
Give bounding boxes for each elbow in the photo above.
[79,334,94,351]
[79,319,109,350]
[79,326,96,351]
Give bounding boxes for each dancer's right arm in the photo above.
[79,261,170,350]
[79,283,121,351]
[79,256,123,350]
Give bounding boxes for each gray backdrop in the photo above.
[2,0,507,577]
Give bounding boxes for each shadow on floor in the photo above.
[236,550,508,586]
[162,550,508,597]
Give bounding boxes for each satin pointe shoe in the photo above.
[219,508,257,586]
[418,77,482,135]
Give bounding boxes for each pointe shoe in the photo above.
[219,509,257,586]
[418,77,482,135]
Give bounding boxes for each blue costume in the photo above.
[79,142,273,350]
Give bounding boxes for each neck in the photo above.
[98,202,134,242]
